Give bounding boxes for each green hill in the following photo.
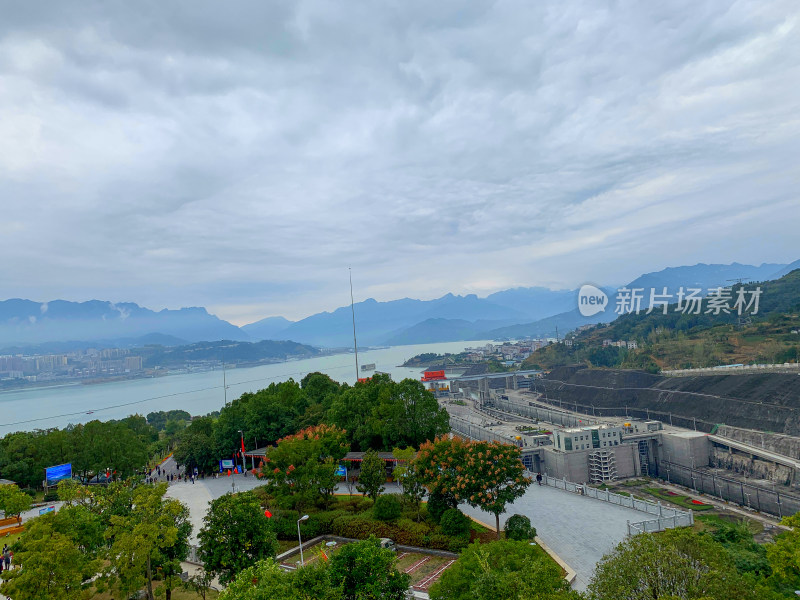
[523,270,800,372]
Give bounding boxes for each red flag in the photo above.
[227,469,231,477]
[241,437,246,454]
[264,509,272,518]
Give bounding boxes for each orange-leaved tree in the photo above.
[259,424,349,510]
[416,436,531,539]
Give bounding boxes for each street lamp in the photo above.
[298,515,310,566]
[238,430,245,475]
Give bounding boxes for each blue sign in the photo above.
[39,506,55,516]
[45,463,72,484]
[335,465,347,477]
[219,459,234,472]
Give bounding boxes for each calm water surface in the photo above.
[0,341,490,435]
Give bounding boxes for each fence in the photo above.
[539,473,693,535]
[663,363,800,377]
[661,460,800,518]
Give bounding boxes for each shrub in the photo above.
[504,514,536,541]
[43,491,59,503]
[439,509,471,538]
[425,533,453,551]
[271,510,322,540]
[374,494,402,521]
[394,518,429,547]
[427,490,456,524]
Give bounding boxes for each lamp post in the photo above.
[298,514,309,566]
[238,430,245,475]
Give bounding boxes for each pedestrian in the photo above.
[536,472,543,486]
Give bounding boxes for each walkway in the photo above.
[458,482,645,591]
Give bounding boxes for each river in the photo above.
[0,340,490,435]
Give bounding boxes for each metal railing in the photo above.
[661,460,800,518]
[663,363,800,377]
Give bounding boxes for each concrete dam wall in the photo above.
[538,367,800,435]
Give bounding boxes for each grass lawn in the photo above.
[0,530,22,547]
[395,551,456,590]
[277,539,299,554]
[643,487,714,511]
[620,478,651,487]
[280,540,343,568]
[695,513,764,535]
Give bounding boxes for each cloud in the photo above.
[0,0,798,323]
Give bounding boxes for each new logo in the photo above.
[578,284,608,317]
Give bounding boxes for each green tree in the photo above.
[328,376,449,452]
[430,540,579,600]
[767,512,800,585]
[53,504,106,557]
[327,536,410,600]
[56,479,92,506]
[383,379,450,448]
[105,483,191,600]
[174,416,218,474]
[218,558,338,600]
[0,483,32,520]
[392,446,425,521]
[588,528,760,600]
[262,424,350,510]
[0,514,96,600]
[356,449,385,501]
[198,491,278,585]
[328,376,394,451]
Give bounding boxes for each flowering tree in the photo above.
[417,437,531,539]
[260,424,349,509]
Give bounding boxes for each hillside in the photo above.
[523,269,800,371]
[134,339,319,367]
[493,262,788,340]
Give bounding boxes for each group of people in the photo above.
[0,544,12,573]
[147,463,194,485]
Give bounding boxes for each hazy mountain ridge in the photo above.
[0,299,248,346]
[1,261,794,350]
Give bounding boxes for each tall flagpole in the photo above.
[349,267,360,381]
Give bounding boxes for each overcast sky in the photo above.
[1,1,798,324]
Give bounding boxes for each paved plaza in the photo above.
[164,457,644,591]
[459,482,646,591]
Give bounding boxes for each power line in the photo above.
[0,363,356,428]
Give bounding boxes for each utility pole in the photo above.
[222,347,228,407]
[349,267,360,380]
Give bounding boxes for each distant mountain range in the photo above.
[1,260,796,351]
[0,299,246,349]
[246,261,794,346]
